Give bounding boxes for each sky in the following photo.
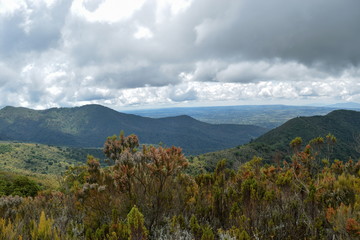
[1,0,360,110]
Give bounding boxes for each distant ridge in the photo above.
[125,104,337,128]
[326,102,360,109]
[0,104,267,154]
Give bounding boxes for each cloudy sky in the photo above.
[1,0,360,110]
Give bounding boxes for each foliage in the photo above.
[0,172,40,197]
[0,133,359,239]
[127,206,148,240]
[30,211,60,240]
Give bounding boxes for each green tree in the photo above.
[127,205,148,240]
[11,176,40,197]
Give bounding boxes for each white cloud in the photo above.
[71,0,146,23]
[0,0,26,15]
[1,0,360,109]
[155,0,193,23]
[134,25,153,39]
[191,60,331,84]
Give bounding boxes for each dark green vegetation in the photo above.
[0,133,359,239]
[0,104,267,154]
[0,171,40,197]
[125,105,343,128]
[196,110,360,171]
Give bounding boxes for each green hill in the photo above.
[0,141,102,190]
[194,110,360,171]
[0,141,103,176]
[254,109,360,159]
[0,104,267,154]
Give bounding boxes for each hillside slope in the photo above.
[195,110,360,170]
[0,105,267,154]
[254,109,360,159]
[0,141,103,176]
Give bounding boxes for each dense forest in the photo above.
[0,133,359,239]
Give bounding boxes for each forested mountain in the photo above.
[195,109,360,170]
[254,109,360,159]
[0,105,266,154]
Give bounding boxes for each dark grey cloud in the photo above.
[191,0,360,67]
[0,0,71,57]
[95,65,180,88]
[0,63,17,85]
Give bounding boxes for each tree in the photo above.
[103,133,189,227]
[104,132,139,163]
[11,176,40,197]
[290,137,302,153]
[127,205,148,240]
[325,133,337,161]
[30,211,59,240]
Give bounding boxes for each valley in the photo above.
[125,104,353,128]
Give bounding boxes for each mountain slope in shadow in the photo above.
[0,104,267,154]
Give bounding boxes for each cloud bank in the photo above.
[0,0,360,109]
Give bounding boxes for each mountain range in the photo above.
[0,104,267,154]
[1,105,359,175]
